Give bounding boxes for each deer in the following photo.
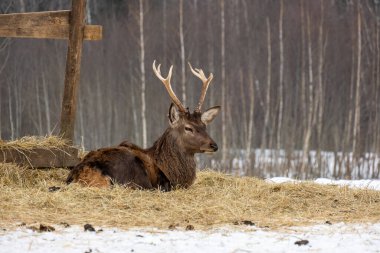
[66,61,220,191]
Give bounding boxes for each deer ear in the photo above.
[201,106,221,125]
[168,103,180,126]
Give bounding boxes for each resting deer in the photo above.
[66,61,220,191]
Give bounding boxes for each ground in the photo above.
[0,163,380,252]
[1,222,380,252]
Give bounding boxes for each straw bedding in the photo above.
[1,162,379,230]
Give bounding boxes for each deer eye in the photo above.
[184,126,194,133]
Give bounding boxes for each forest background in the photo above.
[0,0,379,179]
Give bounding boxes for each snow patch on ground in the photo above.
[314,178,380,191]
[0,223,380,253]
[267,177,380,191]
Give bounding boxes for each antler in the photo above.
[188,62,214,113]
[153,60,186,113]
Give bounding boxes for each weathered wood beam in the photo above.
[0,10,70,26]
[59,0,87,142]
[0,10,102,40]
[0,147,80,168]
[0,25,101,40]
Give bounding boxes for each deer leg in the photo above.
[157,170,172,192]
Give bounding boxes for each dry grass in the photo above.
[0,136,70,150]
[0,162,380,231]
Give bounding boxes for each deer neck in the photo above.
[149,128,196,187]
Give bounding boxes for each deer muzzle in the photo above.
[200,141,218,153]
[209,143,218,152]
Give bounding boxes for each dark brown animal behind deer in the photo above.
[66,61,220,191]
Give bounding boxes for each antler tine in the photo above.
[153,60,186,112]
[188,62,214,113]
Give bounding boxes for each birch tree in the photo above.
[220,0,227,167]
[41,73,51,134]
[179,0,186,106]
[139,0,147,147]
[352,3,362,176]
[163,0,167,64]
[242,0,255,173]
[276,0,284,150]
[261,17,271,151]
[300,6,315,177]
[316,0,325,176]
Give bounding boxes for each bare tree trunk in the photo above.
[277,0,284,151]
[301,7,314,178]
[239,70,247,142]
[139,0,147,148]
[220,0,227,167]
[344,30,357,179]
[299,0,307,173]
[0,40,10,75]
[371,19,379,178]
[0,89,1,138]
[86,0,92,24]
[163,0,167,65]
[78,98,84,146]
[245,76,255,174]
[261,17,271,151]
[193,0,199,68]
[316,0,325,176]
[8,85,14,140]
[241,2,248,147]
[94,72,102,147]
[131,91,139,142]
[14,83,21,138]
[129,60,139,144]
[19,0,25,12]
[241,0,255,175]
[179,0,186,106]
[352,4,362,178]
[42,73,51,134]
[376,20,380,157]
[110,104,116,144]
[35,80,43,135]
[206,2,215,142]
[1,41,11,139]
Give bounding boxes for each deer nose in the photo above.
[210,143,218,152]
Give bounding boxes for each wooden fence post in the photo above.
[59,0,86,142]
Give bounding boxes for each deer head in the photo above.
[153,60,220,154]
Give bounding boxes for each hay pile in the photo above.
[0,136,83,168]
[0,136,71,150]
[0,163,379,230]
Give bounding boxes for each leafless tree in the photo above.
[139,0,147,148]
[0,0,379,179]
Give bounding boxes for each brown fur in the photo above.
[67,146,157,190]
[145,129,197,187]
[118,141,158,186]
[75,166,111,188]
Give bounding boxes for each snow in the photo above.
[314,178,380,191]
[1,178,380,253]
[1,223,380,253]
[267,177,380,191]
[206,149,380,179]
[266,177,296,184]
